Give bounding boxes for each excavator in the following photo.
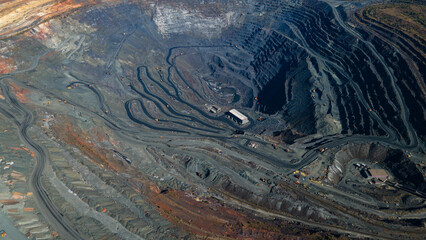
[319,148,327,153]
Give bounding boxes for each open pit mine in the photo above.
[0,0,424,239]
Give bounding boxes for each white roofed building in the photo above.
[226,109,249,125]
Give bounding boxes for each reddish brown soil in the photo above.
[9,82,29,102]
[0,0,121,38]
[0,56,15,74]
[50,117,295,239]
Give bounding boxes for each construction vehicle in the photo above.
[319,148,327,153]
[249,142,258,149]
[0,230,5,237]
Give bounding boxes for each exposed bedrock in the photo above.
[207,0,425,142]
[327,143,388,184]
[218,177,340,223]
[2,0,424,239]
[170,151,344,226]
[383,150,426,192]
[327,143,425,192]
[99,0,425,143]
[2,0,424,141]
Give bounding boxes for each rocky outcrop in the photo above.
[0,0,119,39]
[383,150,426,192]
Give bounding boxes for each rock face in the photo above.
[383,150,426,192]
[127,0,425,140]
[327,143,425,192]
[153,4,235,38]
[327,143,388,184]
[316,114,342,135]
[0,0,118,39]
[273,129,305,144]
[1,0,424,139]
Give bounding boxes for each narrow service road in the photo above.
[0,82,84,240]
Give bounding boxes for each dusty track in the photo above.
[0,82,85,240]
[0,0,120,39]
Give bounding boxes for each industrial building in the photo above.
[208,105,221,113]
[226,109,249,124]
[368,169,389,180]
